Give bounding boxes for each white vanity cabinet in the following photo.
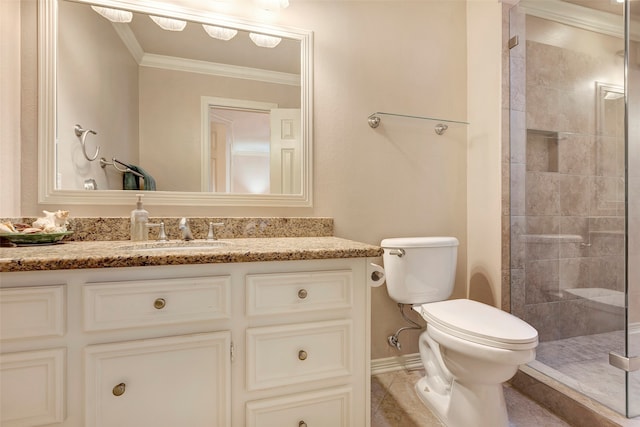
[0,257,371,427]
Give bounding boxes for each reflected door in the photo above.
[270,109,301,195]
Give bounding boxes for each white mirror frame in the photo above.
[38,0,313,207]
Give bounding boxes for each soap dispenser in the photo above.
[130,194,149,241]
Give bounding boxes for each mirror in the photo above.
[38,0,313,206]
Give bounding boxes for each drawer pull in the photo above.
[299,422,307,427]
[298,350,308,361]
[153,298,166,310]
[112,382,126,396]
[297,289,308,299]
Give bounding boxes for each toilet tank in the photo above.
[381,237,459,305]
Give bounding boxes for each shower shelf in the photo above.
[520,234,584,243]
[367,112,468,135]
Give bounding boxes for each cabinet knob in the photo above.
[297,289,308,299]
[299,421,307,427]
[298,350,308,361]
[154,298,166,310]
[112,382,126,396]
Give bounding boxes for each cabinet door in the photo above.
[85,332,230,427]
[0,348,65,427]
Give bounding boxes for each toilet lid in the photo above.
[420,299,538,350]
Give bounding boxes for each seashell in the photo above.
[0,222,16,233]
[22,227,44,234]
[33,210,70,232]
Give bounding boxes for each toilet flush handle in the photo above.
[388,248,405,257]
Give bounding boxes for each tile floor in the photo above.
[533,330,640,416]
[371,369,572,427]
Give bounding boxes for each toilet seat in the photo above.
[418,299,538,350]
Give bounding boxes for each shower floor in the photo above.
[530,329,640,416]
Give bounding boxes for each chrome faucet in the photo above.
[178,217,194,241]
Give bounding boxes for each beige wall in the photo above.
[8,0,508,360]
[467,0,503,308]
[0,0,21,216]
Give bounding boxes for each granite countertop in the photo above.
[0,237,383,273]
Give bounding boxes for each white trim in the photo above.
[630,322,640,335]
[519,0,640,42]
[371,353,422,375]
[141,54,300,86]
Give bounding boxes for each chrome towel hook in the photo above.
[74,124,100,161]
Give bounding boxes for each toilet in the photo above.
[381,237,538,427]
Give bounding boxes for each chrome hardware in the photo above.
[508,35,519,49]
[367,112,462,135]
[146,222,168,242]
[178,218,194,241]
[434,123,448,135]
[388,248,405,257]
[609,352,640,372]
[299,422,307,427]
[74,124,100,161]
[112,383,126,396]
[154,298,166,310]
[387,303,423,350]
[298,289,308,299]
[298,350,308,361]
[207,222,225,241]
[83,178,97,190]
[99,157,144,178]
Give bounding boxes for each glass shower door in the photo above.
[625,0,640,418]
[510,0,636,418]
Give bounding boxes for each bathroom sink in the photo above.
[122,240,231,252]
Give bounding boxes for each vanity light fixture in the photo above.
[90,6,132,23]
[149,15,187,31]
[249,33,282,48]
[202,25,238,41]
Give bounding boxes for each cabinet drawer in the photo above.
[1,348,65,427]
[246,320,351,391]
[0,285,65,340]
[85,332,230,427]
[246,270,352,316]
[83,276,230,331]
[246,386,352,427]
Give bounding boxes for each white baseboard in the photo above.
[371,353,422,375]
[630,322,640,335]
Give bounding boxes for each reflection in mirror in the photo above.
[200,97,301,195]
[39,0,313,206]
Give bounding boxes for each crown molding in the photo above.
[519,0,640,41]
[140,53,300,86]
[110,22,300,86]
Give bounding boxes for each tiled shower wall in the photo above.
[510,22,625,341]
